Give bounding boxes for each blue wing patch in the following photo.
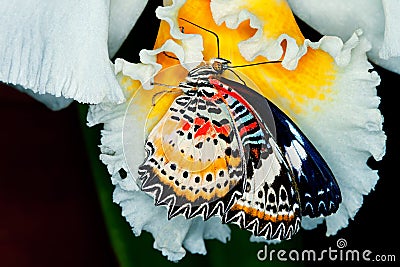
[266,99,342,217]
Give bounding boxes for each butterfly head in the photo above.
[210,58,231,74]
[179,58,231,96]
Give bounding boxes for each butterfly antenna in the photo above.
[230,61,282,68]
[163,51,179,61]
[179,18,220,58]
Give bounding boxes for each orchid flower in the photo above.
[0,0,388,263]
[87,0,385,261]
[0,0,148,110]
[288,0,400,74]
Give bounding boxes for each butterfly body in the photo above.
[139,58,341,240]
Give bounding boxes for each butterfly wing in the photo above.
[218,77,341,218]
[223,138,302,240]
[210,79,301,240]
[266,99,342,217]
[139,94,245,220]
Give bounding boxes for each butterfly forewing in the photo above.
[139,94,245,220]
[217,77,341,218]
[266,99,342,217]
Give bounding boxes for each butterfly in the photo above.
[138,21,341,240]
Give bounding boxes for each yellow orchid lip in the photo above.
[153,0,336,116]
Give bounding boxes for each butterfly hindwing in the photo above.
[139,94,244,220]
[223,140,302,240]
[210,79,301,240]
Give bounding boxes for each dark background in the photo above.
[1,1,398,266]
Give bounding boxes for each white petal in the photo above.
[155,0,204,69]
[300,216,324,230]
[211,0,299,69]
[288,0,400,73]
[250,236,281,244]
[202,217,231,243]
[287,0,384,41]
[291,33,386,235]
[13,85,73,111]
[113,185,231,261]
[183,217,230,255]
[0,0,124,104]
[108,0,149,58]
[380,0,400,59]
[113,186,188,262]
[375,0,400,72]
[114,40,188,90]
[183,219,208,255]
